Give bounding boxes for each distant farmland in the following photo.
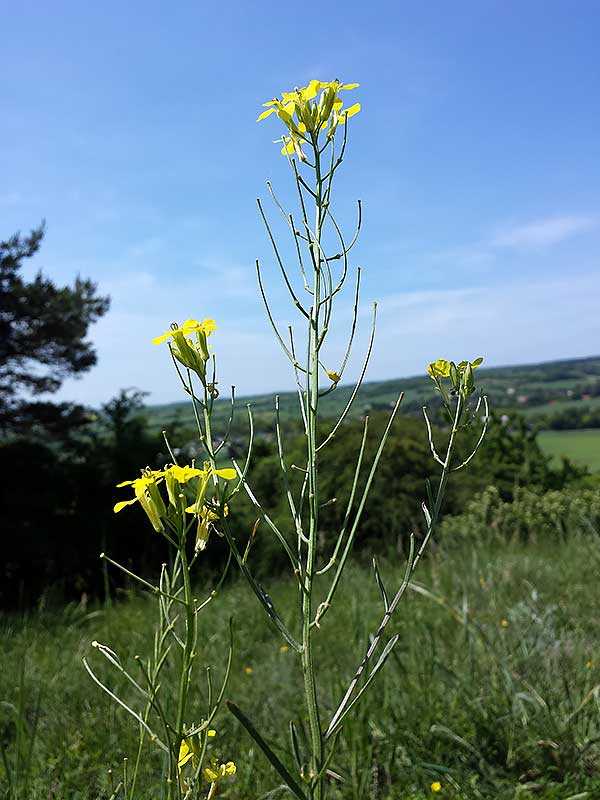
[146,354,600,470]
[538,429,600,472]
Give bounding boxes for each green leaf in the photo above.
[226,701,308,800]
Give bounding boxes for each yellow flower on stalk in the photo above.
[244,665,253,675]
[185,504,229,553]
[257,78,361,158]
[207,729,217,738]
[152,318,216,346]
[427,357,483,380]
[178,739,193,770]
[427,359,452,379]
[203,757,237,784]
[152,318,217,381]
[326,369,342,384]
[431,781,442,793]
[113,470,166,532]
[164,464,204,484]
[163,463,206,506]
[184,464,236,516]
[500,618,509,628]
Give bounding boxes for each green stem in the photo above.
[302,135,325,800]
[173,539,196,799]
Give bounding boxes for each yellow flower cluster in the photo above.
[114,462,235,546]
[257,79,360,158]
[427,357,483,400]
[152,318,216,382]
[177,732,216,770]
[203,757,237,784]
[178,732,235,791]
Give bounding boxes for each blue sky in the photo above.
[2,1,600,405]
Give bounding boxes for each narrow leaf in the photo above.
[227,701,307,800]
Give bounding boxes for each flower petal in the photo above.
[339,102,361,124]
[257,107,276,122]
[113,498,137,513]
[214,467,236,480]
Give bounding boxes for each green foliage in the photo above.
[0,390,163,608]
[440,484,600,542]
[2,530,600,798]
[229,412,585,579]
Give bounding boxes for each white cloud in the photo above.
[368,272,600,380]
[492,215,598,249]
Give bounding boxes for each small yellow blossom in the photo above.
[178,739,193,770]
[203,758,237,784]
[164,464,204,484]
[427,359,452,379]
[244,666,253,675]
[326,369,342,384]
[586,659,593,669]
[152,318,216,380]
[431,781,442,793]
[500,618,509,628]
[279,644,289,654]
[207,729,217,737]
[152,318,216,346]
[113,470,165,532]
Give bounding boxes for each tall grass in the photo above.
[2,525,600,799]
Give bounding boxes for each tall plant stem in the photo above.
[173,542,196,800]
[302,135,325,800]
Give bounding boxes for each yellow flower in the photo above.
[164,464,204,484]
[244,665,253,675]
[427,359,451,379]
[427,357,483,379]
[113,471,165,532]
[178,739,193,770]
[586,659,593,669]
[258,79,360,158]
[203,758,237,784]
[152,318,216,380]
[431,781,442,793]
[186,505,223,553]
[152,318,216,346]
[279,644,289,653]
[207,729,217,738]
[163,463,204,506]
[500,618,509,628]
[326,369,342,384]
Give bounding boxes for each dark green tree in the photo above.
[0,222,110,435]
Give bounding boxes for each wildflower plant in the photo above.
[84,320,239,800]
[219,79,490,799]
[84,77,489,800]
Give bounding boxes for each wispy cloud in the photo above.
[369,271,600,380]
[55,266,600,407]
[492,214,599,249]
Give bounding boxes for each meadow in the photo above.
[538,430,600,473]
[3,510,600,800]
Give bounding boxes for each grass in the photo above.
[2,531,600,799]
[538,429,600,472]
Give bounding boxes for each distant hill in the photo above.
[145,354,600,433]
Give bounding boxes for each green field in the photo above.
[538,429,600,472]
[3,525,600,799]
